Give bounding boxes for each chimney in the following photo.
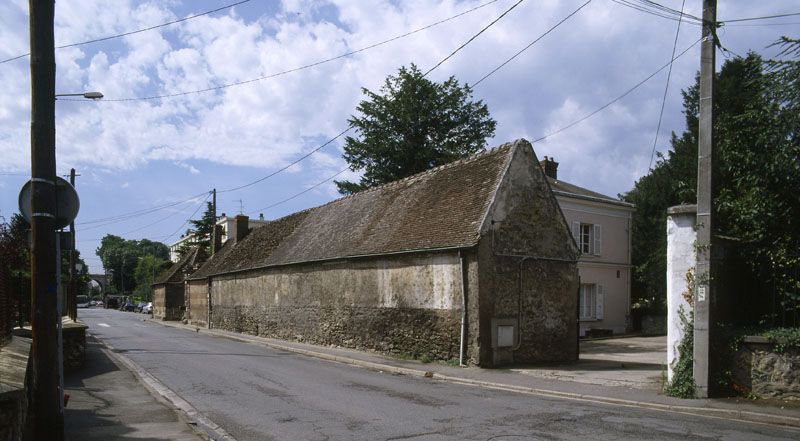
[211,224,223,255]
[259,213,264,221]
[234,215,249,243]
[540,155,558,180]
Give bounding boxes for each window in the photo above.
[580,283,604,320]
[572,222,602,256]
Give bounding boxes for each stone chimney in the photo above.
[540,156,559,180]
[211,224,223,255]
[258,213,264,221]
[234,215,250,243]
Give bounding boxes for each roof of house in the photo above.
[189,141,517,279]
[547,177,634,208]
[154,246,204,285]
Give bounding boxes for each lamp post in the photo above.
[54,91,103,100]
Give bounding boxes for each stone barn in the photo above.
[186,139,579,366]
[152,246,203,321]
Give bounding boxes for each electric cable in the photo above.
[0,0,253,64]
[532,37,701,143]
[473,0,593,87]
[77,190,210,225]
[247,167,348,216]
[648,0,686,170]
[218,0,525,195]
[58,0,501,102]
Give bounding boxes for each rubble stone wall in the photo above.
[210,251,477,362]
[733,337,800,400]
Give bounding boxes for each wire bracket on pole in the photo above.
[31,177,56,185]
[32,212,56,218]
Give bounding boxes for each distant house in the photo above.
[540,157,634,336]
[168,215,271,262]
[185,139,580,367]
[152,246,204,321]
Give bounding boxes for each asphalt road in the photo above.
[80,308,797,441]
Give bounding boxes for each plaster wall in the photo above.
[209,252,479,361]
[666,206,696,381]
[186,280,209,327]
[153,284,185,321]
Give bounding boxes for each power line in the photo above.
[59,0,502,102]
[219,0,524,195]
[532,38,701,144]
[0,0,253,64]
[722,12,800,23]
[157,192,212,242]
[423,0,525,76]
[77,190,210,226]
[648,0,686,170]
[247,168,348,216]
[473,0,594,87]
[609,0,701,24]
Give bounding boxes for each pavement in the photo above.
[64,336,207,440]
[66,310,800,440]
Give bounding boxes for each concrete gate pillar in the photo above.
[666,204,696,381]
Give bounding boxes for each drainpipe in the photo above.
[513,257,530,350]
[459,250,468,366]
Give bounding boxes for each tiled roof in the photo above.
[547,177,634,208]
[190,141,517,278]
[154,246,204,285]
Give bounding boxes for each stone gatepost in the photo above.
[666,204,696,381]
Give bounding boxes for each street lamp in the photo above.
[54,91,103,100]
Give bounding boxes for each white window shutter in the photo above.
[593,224,602,256]
[572,221,580,246]
[595,285,604,320]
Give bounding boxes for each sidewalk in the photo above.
[157,320,800,429]
[64,336,205,441]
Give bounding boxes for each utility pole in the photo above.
[694,0,716,399]
[68,168,77,321]
[29,0,64,438]
[211,188,217,255]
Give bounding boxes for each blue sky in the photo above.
[1,0,797,273]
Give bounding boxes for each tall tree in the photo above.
[177,201,215,258]
[96,235,169,294]
[624,46,800,314]
[336,64,496,194]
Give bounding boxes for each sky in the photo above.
[1,0,797,273]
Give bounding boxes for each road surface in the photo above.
[79,308,797,441]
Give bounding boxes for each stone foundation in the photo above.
[733,336,800,400]
[212,305,461,360]
[0,337,31,441]
[62,318,87,370]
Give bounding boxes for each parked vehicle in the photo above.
[141,302,153,314]
[76,295,90,308]
[121,302,135,312]
[105,297,119,309]
[135,302,146,313]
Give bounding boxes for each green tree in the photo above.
[624,45,800,313]
[133,255,171,299]
[96,235,169,294]
[177,201,215,258]
[336,64,496,194]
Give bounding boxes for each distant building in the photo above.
[168,215,270,262]
[185,140,580,367]
[540,156,635,336]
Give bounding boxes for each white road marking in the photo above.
[97,323,110,327]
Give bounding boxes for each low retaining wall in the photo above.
[733,336,800,400]
[0,337,31,441]
[63,318,87,370]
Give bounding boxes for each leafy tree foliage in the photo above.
[133,255,171,299]
[177,201,215,258]
[624,44,800,314]
[336,64,496,194]
[96,235,169,294]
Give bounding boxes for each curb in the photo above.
[153,320,800,430]
[89,333,238,441]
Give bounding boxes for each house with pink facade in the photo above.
[541,157,635,336]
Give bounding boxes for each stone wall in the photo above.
[733,337,800,400]
[186,280,208,327]
[153,284,185,321]
[209,251,476,362]
[0,337,31,441]
[62,319,87,370]
[477,143,579,366]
